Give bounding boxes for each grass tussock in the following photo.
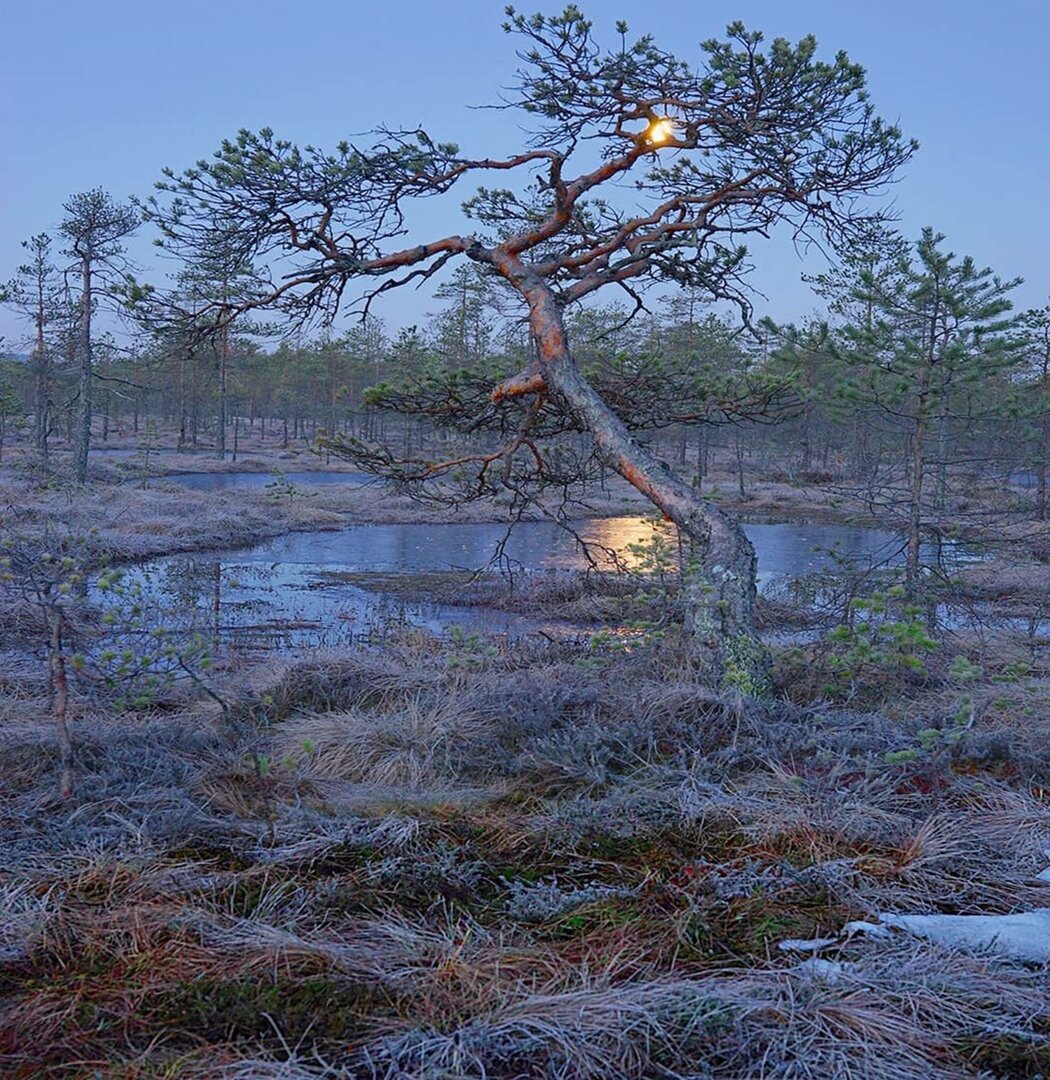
[2,627,1050,1077]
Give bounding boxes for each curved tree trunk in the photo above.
[513,273,769,692]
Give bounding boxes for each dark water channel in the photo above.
[88,449,371,491]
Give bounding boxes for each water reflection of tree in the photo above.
[145,558,281,643]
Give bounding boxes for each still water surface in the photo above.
[106,518,924,651]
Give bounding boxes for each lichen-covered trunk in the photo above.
[522,280,768,692]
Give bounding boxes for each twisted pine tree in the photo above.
[144,6,915,689]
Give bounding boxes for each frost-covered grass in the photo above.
[0,473,349,564]
[2,627,1050,1077]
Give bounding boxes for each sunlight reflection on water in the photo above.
[100,517,945,652]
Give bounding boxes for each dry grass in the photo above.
[2,624,1050,1077]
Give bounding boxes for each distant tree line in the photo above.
[2,232,1048,539]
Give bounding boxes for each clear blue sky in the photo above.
[2,0,1047,348]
